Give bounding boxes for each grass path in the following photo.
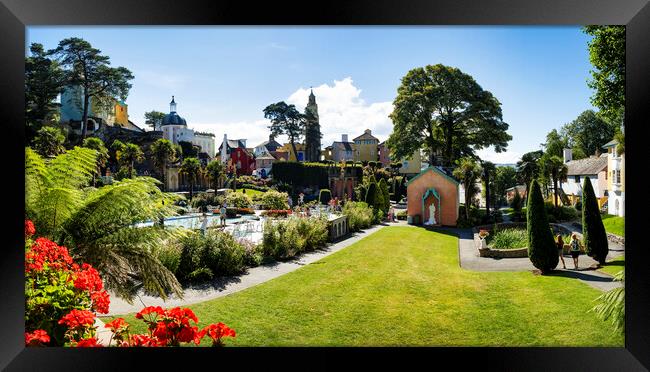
[110,227,623,346]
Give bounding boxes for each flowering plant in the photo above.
[25,220,236,347]
[25,220,110,346]
[478,230,490,239]
[261,209,292,218]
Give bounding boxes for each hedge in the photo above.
[271,162,363,188]
[582,177,608,264]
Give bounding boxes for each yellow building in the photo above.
[399,150,422,175]
[279,143,306,162]
[352,129,379,162]
[602,139,624,216]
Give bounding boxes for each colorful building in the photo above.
[324,134,355,162]
[216,135,256,176]
[161,96,216,157]
[352,129,379,162]
[602,139,624,216]
[377,141,422,176]
[406,166,459,226]
[279,142,306,162]
[559,148,608,208]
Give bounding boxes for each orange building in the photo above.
[406,166,459,226]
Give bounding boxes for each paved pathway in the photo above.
[451,224,624,291]
[103,222,395,317]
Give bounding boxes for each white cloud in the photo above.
[286,77,394,146]
[187,77,395,149]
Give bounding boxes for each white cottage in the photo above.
[559,149,608,205]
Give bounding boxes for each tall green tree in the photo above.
[51,37,134,139]
[583,26,625,127]
[453,157,482,221]
[526,179,559,274]
[263,101,305,161]
[494,166,517,206]
[481,161,496,216]
[82,137,109,186]
[516,150,544,190]
[560,110,617,158]
[180,157,203,200]
[539,154,568,207]
[25,43,65,142]
[542,129,569,158]
[151,139,177,191]
[582,177,609,265]
[387,64,511,167]
[25,147,183,301]
[144,110,167,130]
[33,126,66,158]
[205,160,226,190]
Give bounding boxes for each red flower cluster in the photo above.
[58,309,96,329]
[74,338,102,347]
[25,237,75,273]
[261,209,292,218]
[196,322,236,346]
[25,329,50,346]
[25,220,36,238]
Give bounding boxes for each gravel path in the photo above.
[103,222,397,317]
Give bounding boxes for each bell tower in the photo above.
[304,88,322,162]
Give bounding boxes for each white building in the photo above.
[559,148,608,200]
[161,96,215,158]
[602,139,625,216]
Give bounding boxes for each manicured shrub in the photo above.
[582,177,609,264]
[259,190,289,210]
[319,189,332,205]
[354,184,367,202]
[261,217,329,260]
[378,178,390,214]
[365,182,379,208]
[225,191,252,209]
[342,201,374,231]
[526,180,559,274]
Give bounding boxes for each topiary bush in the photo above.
[526,179,559,274]
[582,177,609,264]
[319,189,332,205]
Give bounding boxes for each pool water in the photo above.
[136,214,259,229]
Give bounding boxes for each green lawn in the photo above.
[107,227,623,346]
[598,255,625,277]
[601,214,624,237]
[235,188,265,198]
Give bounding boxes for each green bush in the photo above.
[378,178,390,214]
[262,217,329,260]
[154,243,182,275]
[343,201,374,231]
[175,230,248,282]
[201,230,246,276]
[487,228,528,249]
[582,177,608,264]
[259,190,289,210]
[225,191,253,208]
[240,239,264,267]
[544,203,579,222]
[526,180,559,274]
[319,189,332,204]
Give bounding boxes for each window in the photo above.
[615,170,621,184]
[574,175,580,183]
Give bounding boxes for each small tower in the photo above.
[170,95,177,113]
[304,88,322,162]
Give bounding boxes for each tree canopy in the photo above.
[263,101,305,161]
[453,156,482,221]
[387,64,511,167]
[560,110,617,158]
[50,37,134,139]
[144,111,166,130]
[516,150,544,189]
[33,126,66,158]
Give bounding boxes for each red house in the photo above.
[217,138,256,176]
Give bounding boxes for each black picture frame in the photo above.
[1,0,648,370]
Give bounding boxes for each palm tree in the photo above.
[540,155,568,207]
[82,137,109,186]
[453,157,483,221]
[206,160,226,190]
[481,160,496,217]
[180,157,202,200]
[25,146,183,301]
[117,143,144,178]
[151,139,177,191]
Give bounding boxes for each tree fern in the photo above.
[591,270,624,333]
[25,147,184,302]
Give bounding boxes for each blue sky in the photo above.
[27,26,596,163]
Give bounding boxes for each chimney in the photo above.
[342,134,348,142]
[563,148,572,163]
[364,129,371,134]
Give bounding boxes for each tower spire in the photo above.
[170,96,177,113]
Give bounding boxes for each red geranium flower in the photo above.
[25,220,36,238]
[91,290,110,314]
[196,322,236,346]
[135,306,165,320]
[75,338,102,347]
[104,318,128,332]
[58,309,96,329]
[129,334,159,347]
[25,329,50,346]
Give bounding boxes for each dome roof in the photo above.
[162,112,187,126]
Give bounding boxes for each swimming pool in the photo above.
[136,214,260,229]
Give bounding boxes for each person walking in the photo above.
[556,234,567,269]
[569,233,582,270]
[219,203,227,227]
[200,208,209,235]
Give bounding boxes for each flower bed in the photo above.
[24,220,236,347]
[472,222,573,259]
[260,209,292,218]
